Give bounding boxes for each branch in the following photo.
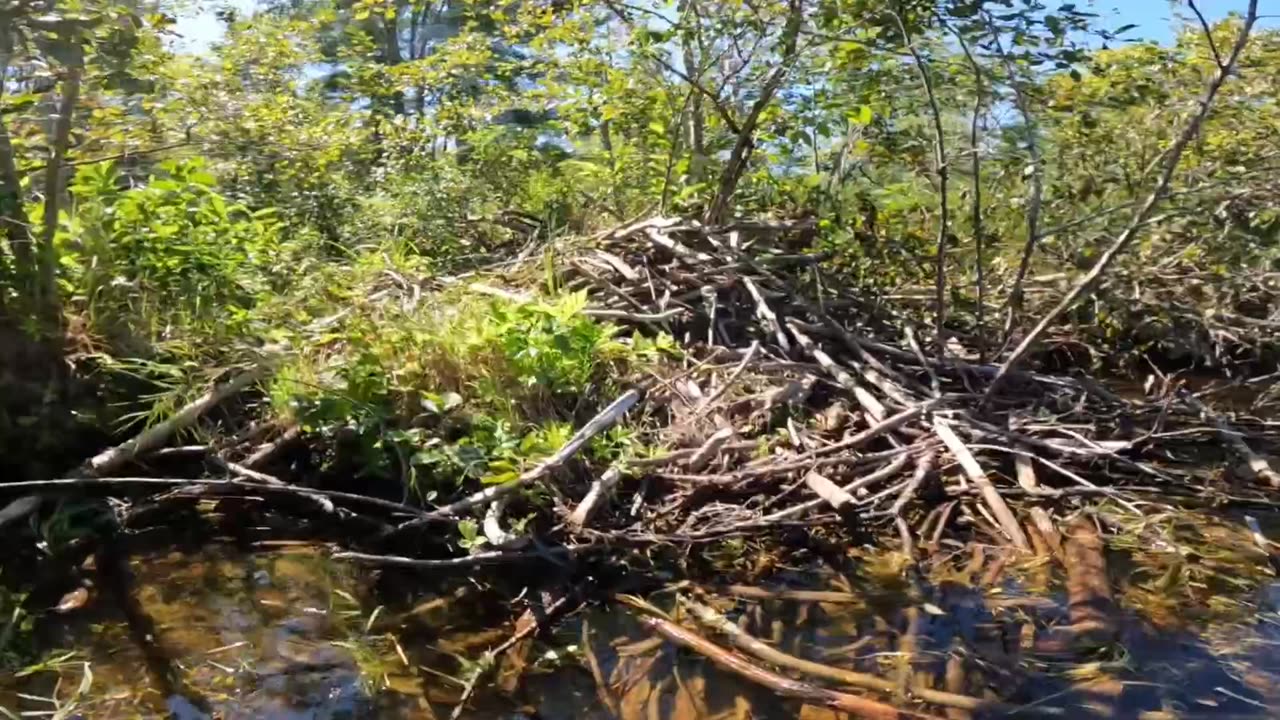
[0,477,430,519]
[1187,0,1223,67]
[386,388,642,535]
[0,16,32,282]
[623,604,920,720]
[603,0,741,135]
[644,45,742,136]
[85,369,266,476]
[19,141,197,178]
[678,595,1001,714]
[891,6,949,358]
[986,0,1259,396]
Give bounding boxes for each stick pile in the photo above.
[531,216,1279,554]
[4,215,1279,719]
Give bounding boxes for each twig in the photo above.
[987,1,1259,394]
[692,341,759,419]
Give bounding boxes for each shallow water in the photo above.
[4,510,1280,719]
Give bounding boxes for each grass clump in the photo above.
[270,288,676,499]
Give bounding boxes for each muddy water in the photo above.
[4,510,1280,719]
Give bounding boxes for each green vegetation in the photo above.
[0,0,1276,682]
[271,290,665,497]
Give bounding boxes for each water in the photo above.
[4,508,1280,719]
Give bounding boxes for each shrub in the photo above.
[270,289,674,497]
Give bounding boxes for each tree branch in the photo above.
[1187,0,1223,67]
[37,42,82,320]
[942,17,987,362]
[0,13,32,285]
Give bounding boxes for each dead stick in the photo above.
[0,476,420,518]
[241,425,301,469]
[631,612,932,720]
[334,544,591,570]
[790,322,892,422]
[743,277,792,351]
[759,454,911,524]
[1014,453,1063,559]
[933,421,1029,550]
[687,427,736,471]
[1182,391,1280,487]
[678,596,1002,715]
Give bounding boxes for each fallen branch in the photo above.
[86,368,265,477]
[625,604,931,719]
[334,544,590,570]
[1014,453,1063,559]
[0,476,424,519]
[679,595,1000,714]
[450,591,578,719]
[1181,391,1280,487]
[568,466,625,529]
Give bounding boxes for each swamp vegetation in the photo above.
[1,0,1279,717]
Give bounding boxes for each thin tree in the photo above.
[986,2,1260,397]
[891,5,949,358]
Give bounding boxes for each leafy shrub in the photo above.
[59,158,288,351]
[271,290,674,497]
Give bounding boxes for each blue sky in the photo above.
[172,0,1275,52]
[1099,0,1278,44]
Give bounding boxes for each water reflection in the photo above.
[3,507,1279,719]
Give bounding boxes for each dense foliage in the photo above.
[0,0,1275,492]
